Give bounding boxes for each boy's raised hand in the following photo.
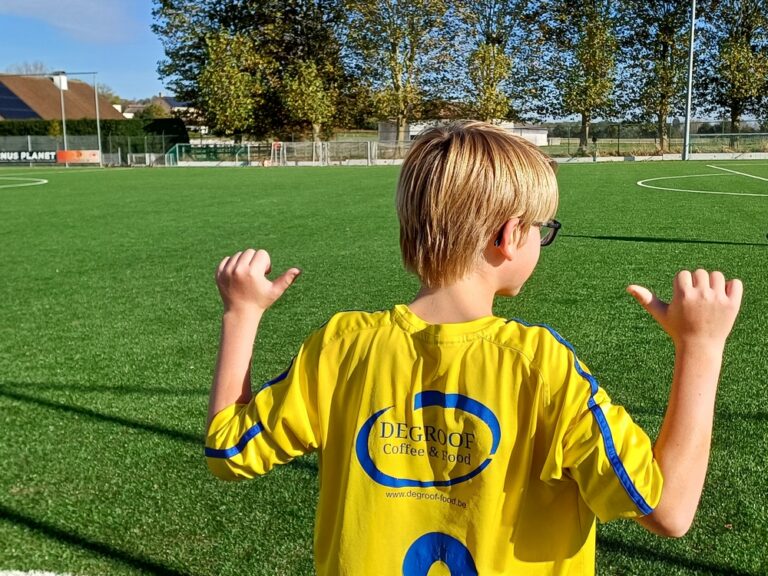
[215,249,301,315]
[627,269,743,347]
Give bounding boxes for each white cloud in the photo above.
[0,0,138,43]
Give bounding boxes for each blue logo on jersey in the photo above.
[355,391,501,488]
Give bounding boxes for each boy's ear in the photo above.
[493,218,521,259]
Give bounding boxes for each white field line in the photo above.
[0,572,73,576]
[710,162,768,166]
[0,167,131,178]
[0,177,48,190]
[637,173,768,197]
[707,164,768,182]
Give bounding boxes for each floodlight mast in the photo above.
[682,0,697,161]
[93,72,103,167]
[54,71,68,154]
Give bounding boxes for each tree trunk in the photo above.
[579,114,590,155]
[397,114,409,160]
[397,115,409,142]
[657,113,669,152]
[729,109,741,134]
[730,108,741,149]
[311,123,322,164]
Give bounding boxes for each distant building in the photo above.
[0,75,124,121]
[378,119,549,146]
[121,93,201,128]
[152,94,193,117]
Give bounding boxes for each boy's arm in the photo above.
[207,249,301,429]
[627,269,742,537]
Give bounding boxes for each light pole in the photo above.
[54,70,68,153]
[93,72,103,167]
[682,0,697,160]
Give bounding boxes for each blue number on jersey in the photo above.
[403,532,477,575]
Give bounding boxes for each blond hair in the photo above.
[396,120,559,287]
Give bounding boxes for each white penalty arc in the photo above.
[0,572,73,576]
[0,177,49,190]
[637,173,768,197]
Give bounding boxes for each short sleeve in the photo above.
[204,334,322,480]
[562,382,664,522]
[538,337,664,522]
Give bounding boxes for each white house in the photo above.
[379,120,548,146]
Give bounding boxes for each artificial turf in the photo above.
[0,162,766,575]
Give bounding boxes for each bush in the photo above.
[0,118,189,151]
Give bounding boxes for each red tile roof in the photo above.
[0,75,124,121]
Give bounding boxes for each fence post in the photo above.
[28,135,32,168]
[617,123,621,156]
[144,136,149,166]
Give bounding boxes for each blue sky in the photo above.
[0,0,167,100]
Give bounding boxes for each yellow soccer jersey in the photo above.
[206,305,663,575]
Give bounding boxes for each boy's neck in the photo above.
[408,275,496,324]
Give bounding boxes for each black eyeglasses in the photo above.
[494,219,561,247]
[536,219,561,246]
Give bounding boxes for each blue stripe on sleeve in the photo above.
[205,358,295,460]
[508,318,654,515]
[259,357,295,390]
[205,422,264,459]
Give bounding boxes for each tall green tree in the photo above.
[543,0,618,153]
[198,32,272,135]
[617,1,691,151]
[697,0,768,134]
[468,43,512,122]
[283,61,336,142]
[456,0,545,122]
[152,0,345,137]
[345,0,452,141]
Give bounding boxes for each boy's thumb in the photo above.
[627,284,668,324]
[272,268,302,298]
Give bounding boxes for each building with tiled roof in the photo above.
[0,75,124,121]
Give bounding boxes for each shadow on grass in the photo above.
[0,384,319,473]
[0,380,207,395]
[621,402,768,425]
[0,385,202,445]
[563,233,767,248]
[0,504,191,576]
[599,535,758,575]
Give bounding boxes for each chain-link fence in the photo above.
[0,134,179,166]
[5,128,766,168]
[167,141,396,166]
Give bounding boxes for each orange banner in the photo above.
[57,150,101,164]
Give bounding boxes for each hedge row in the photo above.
[0,118,189,147]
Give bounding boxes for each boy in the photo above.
[205,121,742,575]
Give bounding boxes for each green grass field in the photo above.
[1,161,766,575]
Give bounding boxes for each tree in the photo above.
[617,1,691,151]
[345,0,452,141]
[283,61,336,142]
[697,0,768,134]
[5,61,48,75]
[134,103,170,120]
[97,84,123,106]
[543,1,618,153]
[468,43,511,122]
[152,0,346,136]
[197,31,270,136]
[456,0,547,122]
